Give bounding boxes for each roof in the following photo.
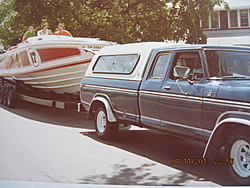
[99,42,250,55]
[87,42,181,81]
[97,42,174,55]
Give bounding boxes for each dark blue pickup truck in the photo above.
[80,42,250,185]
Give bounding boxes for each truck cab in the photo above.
[80,42,250,185]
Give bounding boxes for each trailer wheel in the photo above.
[6,87,17,108]
[94,106,119,140]
[224,130,250,185]
[0,86,5,104]
[3,86,9,106]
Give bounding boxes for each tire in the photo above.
[3,86,9,106]
[94,106,119,140]
[225,130,250,185]
[6,87,17,108]
[0,86,5,104]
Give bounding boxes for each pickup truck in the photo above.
[80,42,250,185]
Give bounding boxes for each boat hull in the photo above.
[0,36,114,94]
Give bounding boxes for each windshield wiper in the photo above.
[221,75,250,80]
[208,75,250,80]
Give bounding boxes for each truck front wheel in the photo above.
[94,106,118,140]
[225,130,250,185]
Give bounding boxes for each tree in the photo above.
[0,0,228,49]
[168,0,228,44]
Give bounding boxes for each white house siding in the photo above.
[204,0,250,46]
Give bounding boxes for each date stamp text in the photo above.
[171,158,234,165]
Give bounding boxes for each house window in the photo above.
[211,11,219,28]
[240,9,249,27]
[229,10,238,27]
[229,9,249,28]
[201,11,220,29]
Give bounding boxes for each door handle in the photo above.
[206,90,214,97]
[163,86,171,90]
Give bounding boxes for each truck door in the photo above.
[139,53,170,130]
[159,50,205,141]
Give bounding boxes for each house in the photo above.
[203,0,250,46]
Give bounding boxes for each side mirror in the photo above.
[174,66,190,79]
[173,66,192,95]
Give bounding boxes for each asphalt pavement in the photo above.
[0,101,232,187]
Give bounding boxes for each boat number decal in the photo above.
[27,48,41,67]
[82,45,103,49]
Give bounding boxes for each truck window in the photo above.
[170,51,203,81]
[205,50,250,77]
[151,54,170,79]
[93,54,139,74]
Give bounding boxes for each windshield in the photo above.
[205,50,250,78]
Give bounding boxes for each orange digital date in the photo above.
[171,158,234,165]
[171,158,211,165]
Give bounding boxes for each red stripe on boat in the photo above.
[37,48,81,62]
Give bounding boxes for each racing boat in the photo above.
[0,35,115,94]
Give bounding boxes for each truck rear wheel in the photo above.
[225,130,250,185]
[94,106,118,140]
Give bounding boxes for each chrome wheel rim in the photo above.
[231,139,250,177]
[96,110,106,133]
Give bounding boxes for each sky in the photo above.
[225,0,250,6]
[215,0,250,10]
